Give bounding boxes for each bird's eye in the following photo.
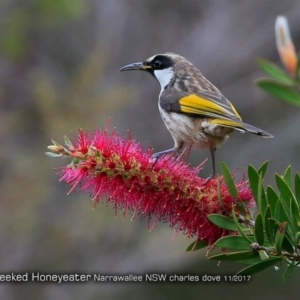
[152,60,162,69]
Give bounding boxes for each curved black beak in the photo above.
[119,62,150,72]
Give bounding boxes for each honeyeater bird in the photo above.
[120,53,273,177]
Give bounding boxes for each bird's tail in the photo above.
[210,119,274,138]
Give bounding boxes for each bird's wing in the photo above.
[159,88,273,137]
[160,89,242,122]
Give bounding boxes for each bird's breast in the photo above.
[158,103,232,149]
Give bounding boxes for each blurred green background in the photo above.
[1,0,300,299]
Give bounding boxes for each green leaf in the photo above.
[283,166,292,187]
[283,263,295,282]
[258,175,268,219]
[209,251,259,261]
[274,222,287,254]
[276,174,298,232]
[208,214,243,232]
[275,174,295,210]
[264,206,275,245]
[257,58,294,85]
[257,173,263,210]
[215,236,251,250]
[257,161,269,179]
[236,257,283,276]
[254,213,264,245]
[221,162,238,197]
[248,165,260,207]
[257,79,300,106]
[275,201,289,224]
[294,173,300,207]
[248,166,267,216]
[266,186,279,217]
[186,239,208,252]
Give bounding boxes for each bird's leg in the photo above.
[152,142,184,161]
[207,147,216,180]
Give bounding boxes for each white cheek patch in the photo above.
[154,67,174,91]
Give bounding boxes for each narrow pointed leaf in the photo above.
[258,174,268,218]
[209,251,259,261]
[283,263,295,282]
[221,162,238,197]
[275,173,296,206]
[266,186,279,217]
[257,58,294,85]
[254,213,264,245]
[215,236,251,250]
[276,174,298,232]
[249,166,267,215]
[236,257,282,276]
[248,165,260,207]
[208,214,247,231]
[257,173,263,211]
[283,166,292,187]
[264,206,275,245]
[186,239,208,252]
[257,161,269,179]
[257,79,300,106]
[275,201,289,224]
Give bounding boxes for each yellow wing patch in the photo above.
[179,94,241,120]
[229,102,242,120]
[210,119,245,132]
[179,94,226,114]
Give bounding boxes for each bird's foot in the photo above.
[151,148,179,164]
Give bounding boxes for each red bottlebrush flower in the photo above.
[47,128,253,246]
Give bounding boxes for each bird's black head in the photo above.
[119,54,174,74]
[143,54,174,72]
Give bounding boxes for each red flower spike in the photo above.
[50,128,253,246]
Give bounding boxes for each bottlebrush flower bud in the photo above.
[47,128,253,246]
[275,16,298,76]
